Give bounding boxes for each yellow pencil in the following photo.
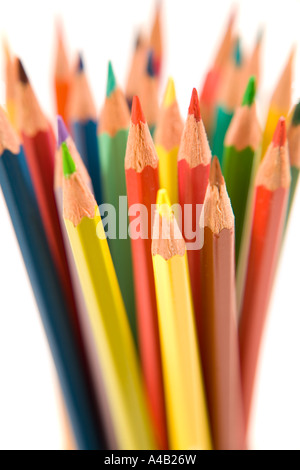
[155,78,183,206]
[62,142,156,450]
[152,189,212,450]
[261,48,294,157]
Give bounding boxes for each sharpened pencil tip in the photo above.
[292,102,300,127]
[131,96,146,124]
[163,78,176,108]
[242,76,256,106]
[188,88,201,122]
[17,58,29,84]
[233,37,242,67]
[62,142,76,178]
[106,61,117,98]
[77,53,84,73]
[146,50,155,78]
[156,189,172,219]
[57,116,69,148]
[272,117,286,147]
[210,157,224,188]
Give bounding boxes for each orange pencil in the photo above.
[54,21,71,127]
[149,1,163,79]
[125,32,148,109]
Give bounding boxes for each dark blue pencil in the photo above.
[0,110,103,450]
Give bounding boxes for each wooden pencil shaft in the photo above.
[200,226,246,449]
[0,148,103,449]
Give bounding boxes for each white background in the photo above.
[0,0,300,450]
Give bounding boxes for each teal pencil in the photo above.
[97,62,137,341]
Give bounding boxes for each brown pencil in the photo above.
[200,157,246,450]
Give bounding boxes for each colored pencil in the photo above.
[152,189,212,451]
[199,9,236,139]
[155,78,183,206]
[69,54,102,205]
[149,1,163,79]
[239,117,291,428]
[54,21,71,128]
[286,102,300,226]
[200,157,246,450]
[178,88,211,339]
[243,30,263,90]
[261,49,294,157]
[97,61,136,339]
[125,31,148,109]
[223,76,261,266]
[62,143,156,450]
[3,39,18,131]
[16,60,74,307]
[125,96,168,450]
[55,116,117,448]
[212,38,244,164]
[0,108,103,450]
[139,51,159,137]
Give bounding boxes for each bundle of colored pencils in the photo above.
[1,1,299,451]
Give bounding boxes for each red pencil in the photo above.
[16,59,76,316]
[178,88,212,337]
[239,117,291,429]
[125,96,168,450]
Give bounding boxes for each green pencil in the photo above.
[212,38,243,165]
[223,76,261,267]
[98,62,136,342]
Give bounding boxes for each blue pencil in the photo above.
[69,54,103,205]
[0,109,103,450]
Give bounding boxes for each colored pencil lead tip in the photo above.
[146,50,155,78]
[242,76,256,106]
[135,32,142,49]
[256,27,264,44]
[62,142,76,178]
[77,53,84,73]
[156,189,172,218]
[272,117,286,147]
[233,37,242,67]
[163,78,176,108]
[131,96,146,124]
[2,37,11,61]
[57,116,69,148]
[17,58,29,84]
[106,61,117,98]
[156,188,171,207]
[291,102,300,127]
[210,157,224,188]
[188,88,201,122]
